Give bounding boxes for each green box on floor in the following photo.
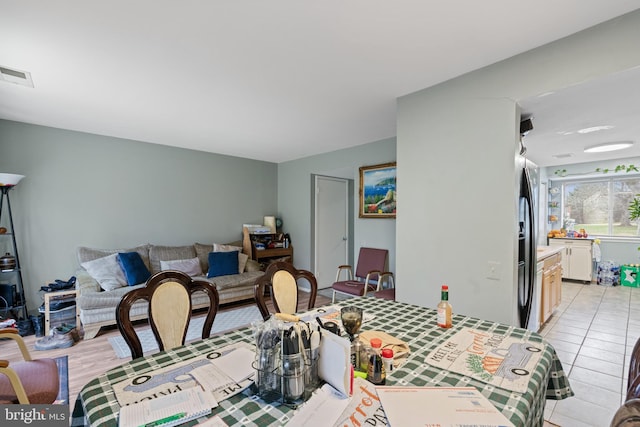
[621,265,640,288]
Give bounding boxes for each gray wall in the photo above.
[0,119,277,314]
[397,10,640,325]
[278,137,396,284]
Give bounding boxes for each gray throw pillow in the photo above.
[81,253,127,291]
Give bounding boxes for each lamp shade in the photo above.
[0,174,25,187]
[264,216,276,233]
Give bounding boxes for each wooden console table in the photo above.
[252,245,293,265]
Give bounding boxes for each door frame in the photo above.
[312,175,353,288]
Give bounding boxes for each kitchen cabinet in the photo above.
[537,248,563,325]
[549,238,593,282]
[552,263,562,307]
[541,267,552,323]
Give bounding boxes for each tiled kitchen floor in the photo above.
[540,281,639,426]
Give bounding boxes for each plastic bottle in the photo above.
[437,284,452,328]
[381,348,394,374]
[366,338,386,385]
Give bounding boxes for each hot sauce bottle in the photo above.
[437,284,452,328]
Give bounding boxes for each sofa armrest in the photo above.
[245,259,261,272]
[75,269,101,295]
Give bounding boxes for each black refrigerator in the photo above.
[517,156,538,330]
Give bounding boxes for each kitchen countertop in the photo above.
[537,245,563,261]
[548,237,594,241]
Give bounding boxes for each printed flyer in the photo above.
[425,327,544,393]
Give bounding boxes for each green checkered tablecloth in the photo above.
[72,297,573,426]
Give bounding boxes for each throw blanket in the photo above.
[425,327,545,393]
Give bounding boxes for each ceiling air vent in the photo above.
[0,66,34,88]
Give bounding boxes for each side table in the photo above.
[42,289,80,335]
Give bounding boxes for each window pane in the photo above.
[563,181,608,235]
[613,178,640,236]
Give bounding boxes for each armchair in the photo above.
[331,247,394,302]
[0,329,59,404]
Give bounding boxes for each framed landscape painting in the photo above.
[359,162,396,218]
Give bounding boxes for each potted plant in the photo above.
[629,194,640,252]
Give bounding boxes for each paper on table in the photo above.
[317,329,351,397]
[190,363,236,394]
[119,387,217,427]
[286,384,350,427]
[196,415,229,426]
[211,345,255,383]
[376,386,515,427]
[112,342,254,407]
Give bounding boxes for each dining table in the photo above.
[72,296,573,426]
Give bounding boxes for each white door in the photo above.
[314,176,349,289]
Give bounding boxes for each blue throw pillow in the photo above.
[117,252,152,285]
[207,251,239,278]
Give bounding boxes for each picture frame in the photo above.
[359,162,397,218]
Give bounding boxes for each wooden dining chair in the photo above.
[331,247,394,302]
[254,261,318,320]
[0,329,60,404]
[116,270,220,359]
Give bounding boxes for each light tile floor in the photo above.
[540,281,640,426]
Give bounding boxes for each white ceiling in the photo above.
[520,66,640,168]
[1,1,639,164]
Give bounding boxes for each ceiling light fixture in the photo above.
[584,141,633,153]
[577,125,614,134]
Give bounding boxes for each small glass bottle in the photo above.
[359,342,371,372]
[437,284,452,328]
[366,338,386,385]
[350,339,363,371]
[381,348,394,374]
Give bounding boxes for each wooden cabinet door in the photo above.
[553,262,562,309]
[541,269,553,323]
[549,240,569,279]
[549,265,559,310]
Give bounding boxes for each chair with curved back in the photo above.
[0,329,60,404]
[332,247,394,302]
[254,261,318,320]
[628,336,640,396]
[116,270,220,359]
[610,336,640,426]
